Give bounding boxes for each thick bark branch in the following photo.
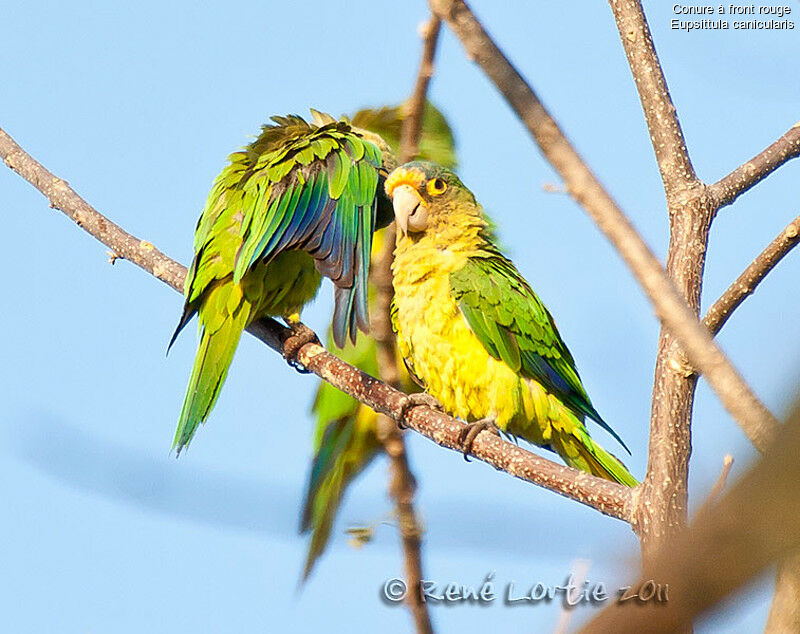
[703,214,800,336]
[428,0,779,457]
[710,123,800,210]
[606,3,799,622]
[0,125,633,522]
[608,1,702,570]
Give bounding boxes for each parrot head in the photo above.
[384,161,479,238]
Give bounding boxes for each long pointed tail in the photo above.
[300,407,381,581]
[551,419,638,487]
[173,285,251,454]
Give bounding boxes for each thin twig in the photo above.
[708,454,733,504]
[372,16,441,634]
[710,123,800,210]
[377,422,430,634]
[428,0,779,451]
[398,17,442,165]
[1,129,185,293]
[552,558,591,634]
[0,124,633,520]
[704,215,800,336]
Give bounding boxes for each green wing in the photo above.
[449,251,630,454]
[237,115,393,346]
[173,114,393,350]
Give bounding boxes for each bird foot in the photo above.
[395,393,442,429]
[282,322,320,373]
[458,418,500,461]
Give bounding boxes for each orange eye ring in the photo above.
[427,177,447,196]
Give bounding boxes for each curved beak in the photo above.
[391,184,426,236]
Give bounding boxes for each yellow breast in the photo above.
[392,235,548,440]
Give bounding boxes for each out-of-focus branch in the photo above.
[580,400,800,633]
[703,215,800,336]
[765,553,800,633]
[398,17,442,165]
[371,16,441,634]
[710,123,800,210]
[707,454,733,504]
[428,0,779,458]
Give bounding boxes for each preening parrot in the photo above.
[170,111,397,454]
[300,103,458,579]
[386,161,637,486]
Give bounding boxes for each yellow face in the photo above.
[384,166,448,236]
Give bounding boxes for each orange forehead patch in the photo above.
[384,167,426,198]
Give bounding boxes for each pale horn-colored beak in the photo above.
[391,184,428,236]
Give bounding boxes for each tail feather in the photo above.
[552,423,638,487]
[167,302,196,354]
[300,410,380,581]
[173,290,250,454]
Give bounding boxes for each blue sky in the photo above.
[1,2,798,632]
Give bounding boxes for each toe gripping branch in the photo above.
[394,393,443,430]
[281,322,321,373]
[457,419,501,462]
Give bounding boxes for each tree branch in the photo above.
[707,454,733,504]
[398,17,442,165]
[607,0,697,195]
[1,128,186,294]
[428,0,779,456]
[765,552,800,633]
[581,399,800,633]
[372,17,441,634]
[0,124,633,522]
[606,1,703,567]
[709,123,800,210]
[703,214,800,336]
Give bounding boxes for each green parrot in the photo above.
[386,161,637,486]
[300,103,457,579]
[170,111,398,454]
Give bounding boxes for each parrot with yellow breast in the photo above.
[386,161,637,486]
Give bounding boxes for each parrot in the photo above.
[300,102,458,579]
[169,111,398,454]
[386,161,637,487]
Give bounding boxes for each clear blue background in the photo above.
[1,2,798,632]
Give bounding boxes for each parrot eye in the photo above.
[427,178,447,196]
